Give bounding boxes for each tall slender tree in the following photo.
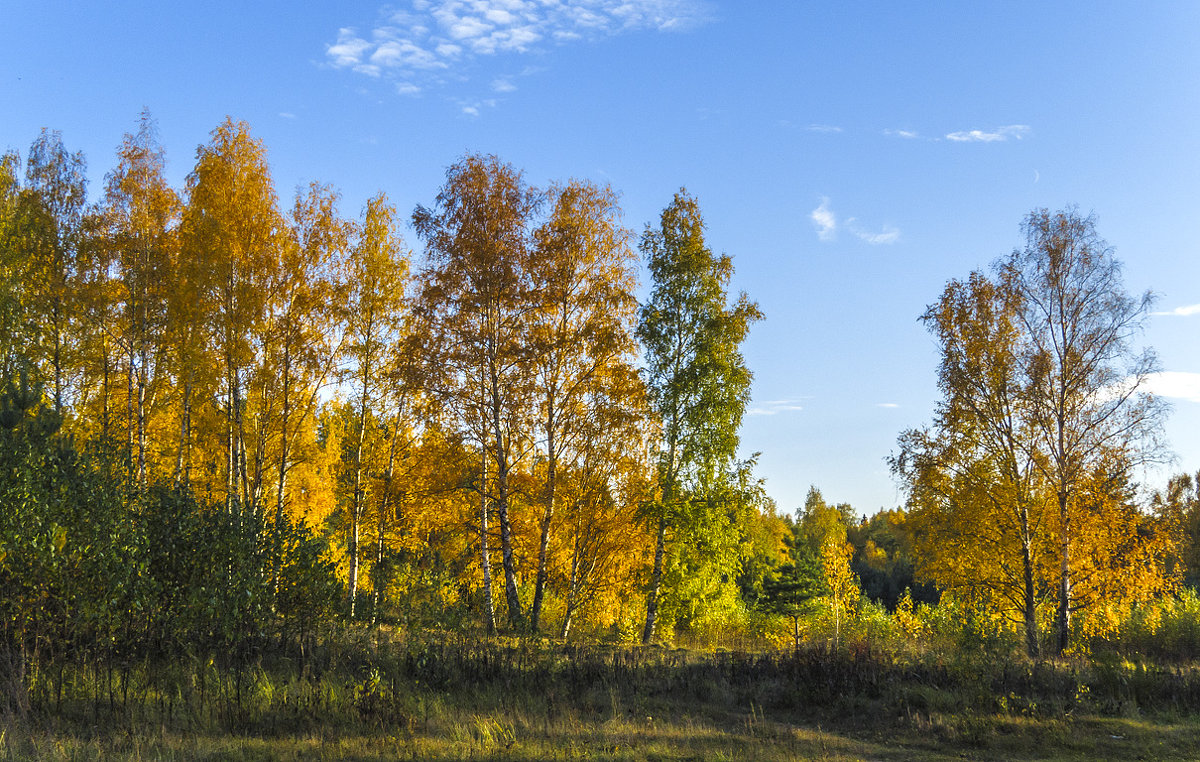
[414,154,541,630]
[264,182,351,592]
[893,269,1051,656]
[18,130,88,415]
[182,118,282,513]
[637,190,761,644]
[342,193,409,618]
[1009,208,1166,654]
[99,112,181,484]
[0,151,22,378]
[526,180,640,632]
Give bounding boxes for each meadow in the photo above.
[6,624,1200,761]
[5,123,1200,762]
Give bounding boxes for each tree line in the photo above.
[0,113,785,677]
[2,113,1199,691]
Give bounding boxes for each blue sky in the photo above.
[5,1,1200,516]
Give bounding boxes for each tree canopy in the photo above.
[894,208,1174,656]
[1,116,1193,676]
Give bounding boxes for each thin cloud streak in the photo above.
[749,399,807,416]
[812,199,900,245]
[1152,304,1200,317]
[946,124,1031,142]
[850,223,900,245]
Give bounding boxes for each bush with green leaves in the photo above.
[0,369,342,712]
[0,372,133,700]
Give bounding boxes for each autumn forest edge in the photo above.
[3,113,1199,699]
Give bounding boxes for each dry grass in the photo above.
[4,634,1200,760]
[6,707,1200,761]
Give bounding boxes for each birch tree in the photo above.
[265,182,351,591]
[1010,208,1166,654]
[99,112,181,484]
[0,151,22,377]
[414,154,541,630]
[896,208,1169,655]
[893,270,1052,656]
[182,118,282,513]
[342,192,408,618]
[17,130,88,415]
[637,190,761,644]
[526,180,640,632]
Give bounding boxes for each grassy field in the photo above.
[9,708,1200,760]
[4,633,1200,760]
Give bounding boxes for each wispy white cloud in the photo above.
[279,112,296,119]
[857,228,900,245]
[457,96,499,117]
[884,128,919,139]
[810,198,837,241]
[371,38,445,70]
[807,124,842,134]
[1152,303,1200,317]
[748,399,807,416]
[876,402,900,409]
[849,221,900,245]
[812,199,900,245]
[945,124,1031,143]
[1142,371,1200,403]
[491,77,517,92]
[327,1,712,96]
[327,28,373,70]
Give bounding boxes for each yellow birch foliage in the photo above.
[182,117,283,509]
[822,539,860,649]
[95,111,181,482]
[1069,465,1180,640]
